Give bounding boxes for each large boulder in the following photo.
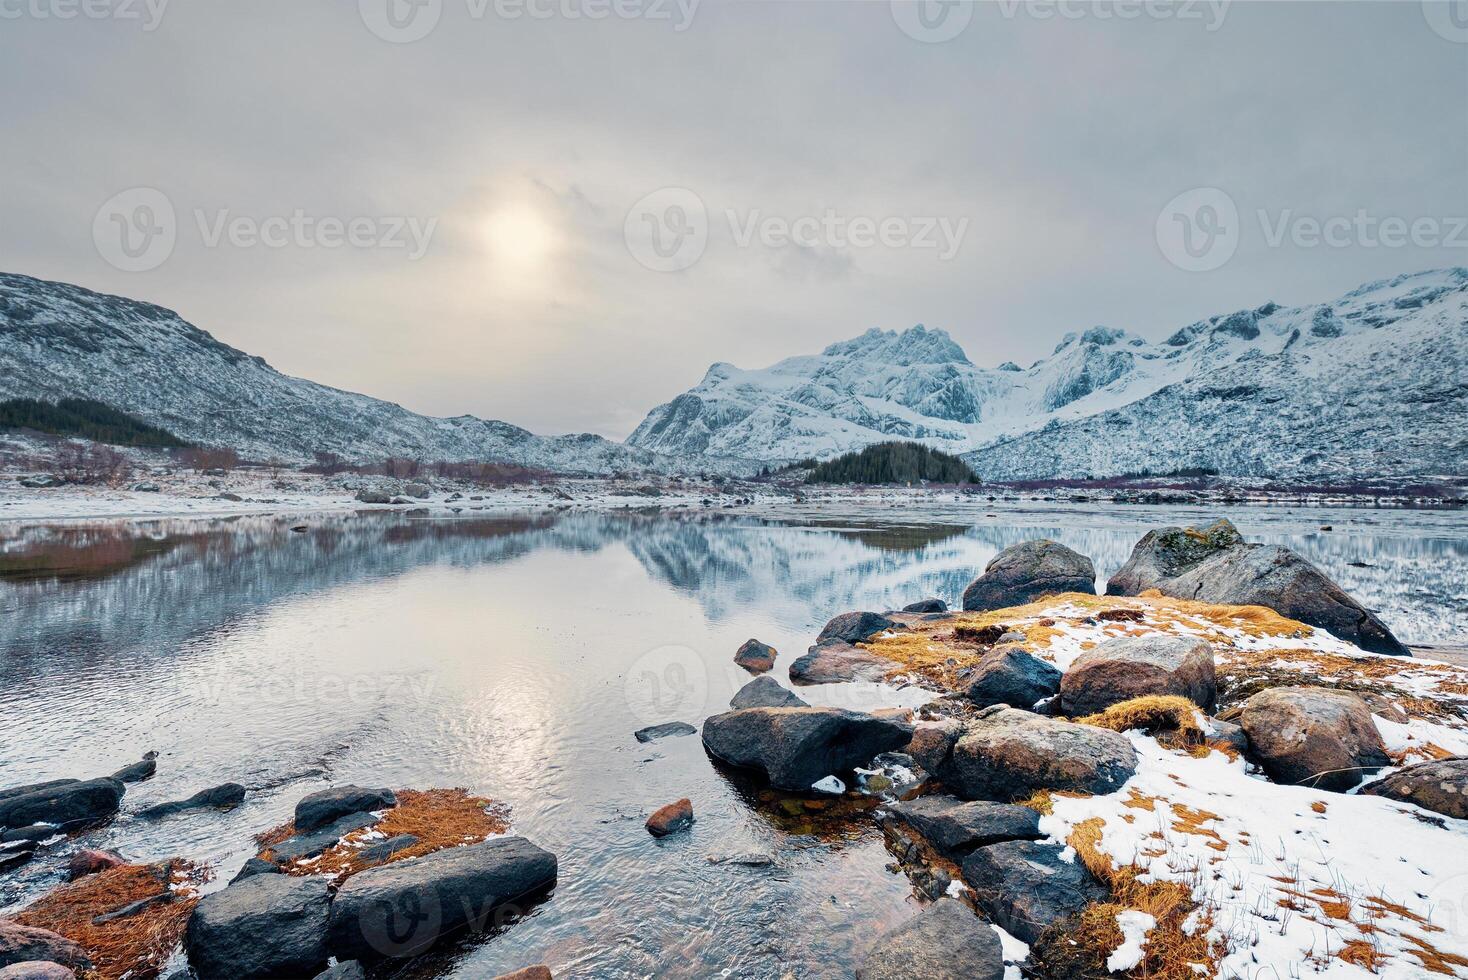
[1238,687,1390,791]
[855,897,1004,980]
[1060,635,1216,716]
[265,811,381,865]
[0,779,124,830]
[962,648,1062,709]
[185,874,332,979]
[1107,519,1408,656]
[815,612,898,646]
[961,540,1096,612]
[327,837,557,961]
[730,676,808,709]
[0,923,91,972]
[1361,758,1468,818]
[789,643,898,685]
[920,706,1137,802]
[961,840,1109,944]
[701,707,914,792]
[136,783,245,819]
[294,786,397,833]
[880,796,1042,859]
[733,639,777,675]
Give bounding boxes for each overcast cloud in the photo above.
[1,0,1464,437]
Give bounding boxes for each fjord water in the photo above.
[2,503,1465,978]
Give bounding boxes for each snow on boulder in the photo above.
[961,540,1096,612]
[700,707,913,792]
[1059,635,1217,716]
[1238,687,1390,791]
[1361,757,1468,819]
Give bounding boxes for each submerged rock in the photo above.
[136,783,245,819]
[111,753,158,784]
[961,540,1096,612]
[789,642,898,684]
[879,796,1043,859]
[1362,758,1468,818]
[645,798,694,837]
[186,873,332,979]
[634,722,697,743]
[327,836,557,961]
[1107,518,1408,656]
[856,897,1004,980]
[919,706,1136,801]
[730,675,808,709]
[1239,687,1389,791]
[961,840,1109,944]
[701,707,914,791]
[961,648,1062,710]
[1060,635,1217,716]
[294,786,397,833]
[733,639,778,674]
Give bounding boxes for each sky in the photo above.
[1,0,1465,438]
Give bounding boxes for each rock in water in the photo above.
[961,540,1096,612]
[645,799,694,837]
[633,722,697,743]
[788,642,900,684]
[961,840,1109,944]
[815,611,898,645]
[1362,758,1468,818]
[730,675,808,709]
[1239,687,1390,791]
[135,783,245,819]
[1060,635,1217,715]
[0,922,92,972]
[492,968,553,980]
[265,811,381,864]
[327,837,557,961]
[855,897,1004,980]
[230,857,282,884]
[918,706,1136,801]
[0,778,124,830]
[185,874,332,979]
[111,753,158,784]
[879,796,1043,859]
[314,962,368,979]
[294,786,397,833]
[1107,518,1408,656]
[701,707,914,792]
[901,598,948,614]
[66,848,126,880]
[734,639,778,674]
[962,648,1062,709]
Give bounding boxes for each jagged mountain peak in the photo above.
[821,324,970,366]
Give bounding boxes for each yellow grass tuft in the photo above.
[12,860,208,980]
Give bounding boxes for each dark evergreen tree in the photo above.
[805,441,978,485]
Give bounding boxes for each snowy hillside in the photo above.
[0,273,741,474]
[627,269,1468,480]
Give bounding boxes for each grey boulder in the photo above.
[314,963,367,980]
[1060,635,1217,716]
[789,642,898,685]
[961,648,1062,709]
[733,639,777,674]
[0,962,78,979]
[701,707,913,791]
[961,840,1109,944]
[265,811,381,865]
[0,778,124,830]
[730,676,808,709]
[327,836,557,961]
[1238,687,1390,791]
[815,611,898,645]
[919,706,1136,801]
[0,922,91,972]
[294,786,397,833]
[185,873,332,979]
[136,783,245,819]
[855,897,1004,980]
[880,795,1043,859]
[1107,519,1408,656]
[962,540,1096,612]
[901,598,948,614]
[633,722,697,743]
[1361,758,1468,818]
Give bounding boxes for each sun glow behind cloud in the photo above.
[481,200,560,284]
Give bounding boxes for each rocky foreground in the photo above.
[4,518,1468,978]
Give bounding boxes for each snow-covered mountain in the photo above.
[627,268,1468,481]
[0,272,741,474]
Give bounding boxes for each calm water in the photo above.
[1,502,1466,978]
